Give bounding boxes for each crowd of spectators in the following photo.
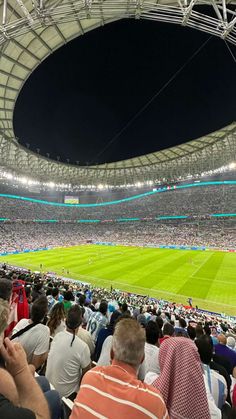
[1,266,236,418]
[0,184,235,220]
[0,183,235,253]
[0,220,235,254]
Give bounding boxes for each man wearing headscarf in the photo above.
[151,337,221,418]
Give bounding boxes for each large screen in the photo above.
[64,196,79,204]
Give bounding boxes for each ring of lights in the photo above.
[0,0,236,188]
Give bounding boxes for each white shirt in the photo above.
[46,330,91,397]
[12,319,50,363]
[86,312,108,342]
[82,307,92,326]
[202,364,227,409]
[97,335,113,366]
[144,342,160,376]
[51,320,66,337]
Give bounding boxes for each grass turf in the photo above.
[0,245,236,315]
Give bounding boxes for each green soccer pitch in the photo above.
[1,245,236,315]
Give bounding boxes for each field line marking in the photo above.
[189,253,213,279]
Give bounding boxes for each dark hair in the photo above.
[31,296,48,323]
[179,318,187,329]
[34,283,43,292]
[66,305,82,346]
[64,290,74,301]
[121,302,128,313]
[0,278,12,301]
[25,286,32,299]
[204,325,211,336]
[163,322,174,337]
[156,316,164,330]
[195,335,213,364]
[195,324,204,338]
[52,288,59,298]
[79,294,86,306]
[108,310,122,332]
[66,305,82,330]
[146,321,159,345]
[187,325,196,340]
[99,301,108,315]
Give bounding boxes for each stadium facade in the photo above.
[0,0,236,190]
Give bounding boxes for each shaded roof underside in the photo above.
[0,0,236,185]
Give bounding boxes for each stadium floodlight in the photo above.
[5,172,13,180]
[48,182,55,188]
[20,177,28,184]
[229,162,236,169]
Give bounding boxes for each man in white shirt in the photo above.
[46,305,91,399]
[12,296,50,369]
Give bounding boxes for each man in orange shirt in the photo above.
[70,318,169,419]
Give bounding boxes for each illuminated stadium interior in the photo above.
[1,5,236,418]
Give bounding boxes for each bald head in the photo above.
[112,318,145,369]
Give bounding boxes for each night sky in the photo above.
[14,19,236,165]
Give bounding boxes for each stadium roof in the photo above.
[0,0,236,187]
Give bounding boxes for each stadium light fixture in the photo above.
[20,177,28,184]
[48,182,55,188]
[229,162,236,169]
[5,172,13,180]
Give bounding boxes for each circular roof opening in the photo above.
[14,20,236,165]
